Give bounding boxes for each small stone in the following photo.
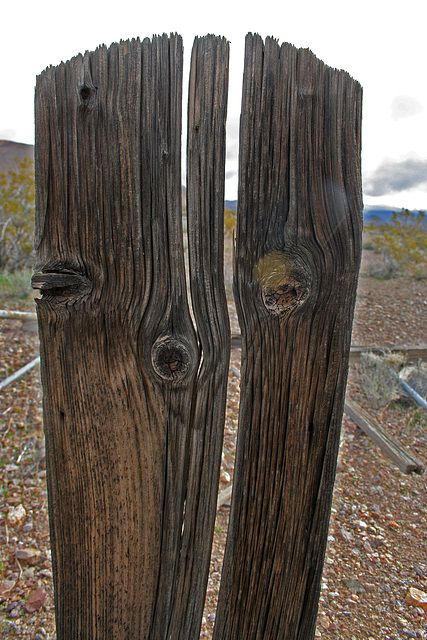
[208,613,216,623]
[414,566,426,579]
[344,578,365,594]
[24,586,48,613]
[23,567,36,579]
[318,615,330,630]
[10,604,21,618]
[220,471,231,484]
[37,447,46,469]
[363,539,374,553]
[22,521,34,533]
[406,587,427,613]
[0,579,15,596]
[39,569,53,579]
[3,464,19,473]
[7,504,26,526]
[340,527,354,543]
[15,547,42,566]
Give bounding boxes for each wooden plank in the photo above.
[349,345,427,364]
[213,35,363,640]
[232,334,427,364]
[344,397,423,473]
[173,34,230,639]
[33,35,229,639]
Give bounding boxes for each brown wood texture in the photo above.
[344,398,423,474]
[33,34,229,639]
[213,35,363,640]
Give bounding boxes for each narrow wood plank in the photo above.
[168,34,230,639]
[349,345,427,364]
[231,335,427,364]
[344,397,423,473]
[214,35,363,640]
[33,34,229,639]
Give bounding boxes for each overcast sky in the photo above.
[1,0,426,209]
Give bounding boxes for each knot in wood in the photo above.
[79,84,97,109]
[151,337,191,382]
[254,250,311,317]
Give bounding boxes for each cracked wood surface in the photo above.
[33,34,229,639]
[213,34,363,640]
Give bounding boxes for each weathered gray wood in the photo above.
[175,34,230,639]
[33,34,229,639]
[344,397,423,473]
[214,35,363,640]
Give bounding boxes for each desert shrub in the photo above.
[358,352,403,408]
[0,268,33,303]
[366,209,427,279]
[0,158,35,272]
[362,238,375,251]
[224,208,237,236]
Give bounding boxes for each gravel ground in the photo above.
[0,251,426,639]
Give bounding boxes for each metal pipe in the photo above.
[0,357,41,392]
[398,377,427,410]
[0,310,37,320]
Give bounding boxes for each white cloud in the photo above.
[391,96,424,121]
[364,157,427,197]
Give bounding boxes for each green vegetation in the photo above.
[406,406,426,432]
[366,209,427,279]
[0,158,35,273]
[0,268,33,303]
[224,208,237,236]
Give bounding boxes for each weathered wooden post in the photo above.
[33,34,230,639]
[213,35,363,639]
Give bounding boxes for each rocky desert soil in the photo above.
[0,248,426,639]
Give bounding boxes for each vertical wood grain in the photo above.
[213,34,363,640]
[33,34,229,639]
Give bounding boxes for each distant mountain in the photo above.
[0,140,34,174]
[363,205,426,225]
[363,205,397,224]
[225,200,237,212]
[224,202,425,224]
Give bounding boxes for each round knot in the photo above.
[254,250,311,317]
[79,84,97,109]
[151,337,191,382]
